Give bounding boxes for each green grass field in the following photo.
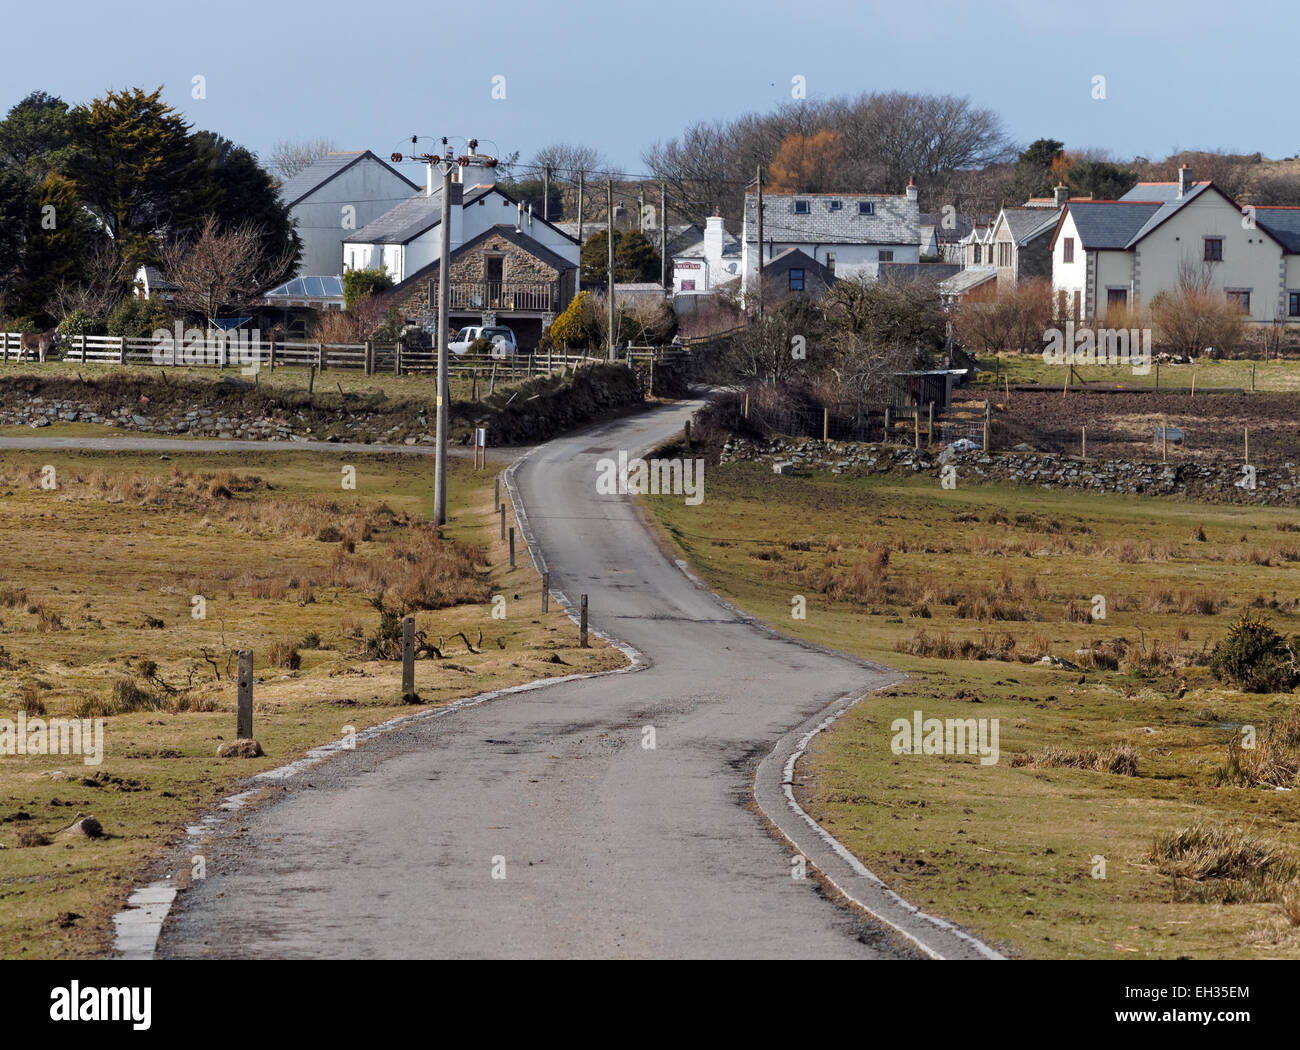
[645,461,1300,958]
[975,352,1300,393]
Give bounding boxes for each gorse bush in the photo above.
[1209,613,1297,693]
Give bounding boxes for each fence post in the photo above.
[884,406,891,443]
[268,339,276,371]
[928,401,934,445]
[316,342,325,372]
[1081,425,1087,461]
[236,650,253,739]
[1245,426,1250,466]
[684,419,692,450]
[822,406,829,443]
[983,401,991,451]
[401,615,416,700]
[364,340,373,376]
[542,571,550,613]
[509,526,516,568]
[499,504,506,541]
[494,474,500,510]
[743,392,749,420]
[1251,361,1256,393]
[579,594,589,648]
[1162,417,1168,461]
[914,407,920,450]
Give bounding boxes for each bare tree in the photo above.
[46,240,135,321]
[159,216,294,324]
[267,138,338,181]
[530,142,611,179]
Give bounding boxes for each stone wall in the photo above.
[721,435,1299,506]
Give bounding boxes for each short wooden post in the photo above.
[822,406,829,442]
[1081,425,1087,461]
[1155,361,1159,389]
[509,526,516,568]
[494,474,500,510]
[684,419,692,450]
[579,594,589,648]
[884,406,891,443]
[927,401,934,445]
[542,571,550,613]
[1251,361,1256,393]
[401,615,415,700]
[983,401,991,451]
[268,339,276,371]
[489,363,497,395]
[236,650,253,740]
[1162,417,1168,461]
[394,344,402,376]
[499,504,506,541]
[317,342,326,372]
[743,392,749,419]
[1191,370,1196,398]
[364,340,374,376]
[1245,426,1250,466]
[914,407,920,450]
[308,364,316,396]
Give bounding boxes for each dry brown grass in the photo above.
[1011,744,1139,776]
[1215,711,1300,788]
[1149,822,1300,903]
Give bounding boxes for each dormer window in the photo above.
[828,200,842,211]
[794,200,810,214]
[858,201,874,215]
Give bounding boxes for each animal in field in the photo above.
[16,329,63,363]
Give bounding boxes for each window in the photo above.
[794,200,810,214]
[879,250,894,262]
[828,200,842,211]
[998,243,1012,267]
[858,201,874,215]
[1205,237,1224,261]
[1063,237,1074,263]
[788,268,805,291]
[825,252,836,272]
[1289,291,1300,317]
[1227,289,1250,312]
[973,244,981,264]
[1107,288,1128,308]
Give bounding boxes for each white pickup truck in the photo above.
[448,325,518,357]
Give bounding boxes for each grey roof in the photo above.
[1001,207,1060,244]
[745,191,920,246]
[878,262,962,284]
[1256,208,1300,253]
[140,264,176,291]
[277,150,417,208]
[1118,181,1206,204]
[343,184,488,245]
[382,224,576,301]
[919,212,976,243]
[1063,201,1163,249]
[939,266,996,295]
[673,228,741,260]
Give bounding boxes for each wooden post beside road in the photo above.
[401,616,415,701]
[542,572,550,613]
[1251,361,1257,393]
[236,650,253,740]
[494,474,500,510]
[509,527,516,568]
[579,594,589,648]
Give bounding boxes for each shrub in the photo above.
[1210,613,1297,693]
[1149,822,1300,903]
[342,267,394,310]
[550,290,591,348]
[56,309,107,337]
[1215,711,1300,788]
[269,639,301,670]
[107,296,170,338]
[1150,287,1248,356]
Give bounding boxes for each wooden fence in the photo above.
[0,332,687,378]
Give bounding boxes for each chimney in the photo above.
[1178,164,1192,198]
[906,176,918,203]
[704,207,725,276]
[458,138,497,190]
[1054,182,1069,207]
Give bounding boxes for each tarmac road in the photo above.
[149,398,996,959]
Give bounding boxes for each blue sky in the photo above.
[3,0,1296,175]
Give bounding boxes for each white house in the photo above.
[740,178,922,301]
[1050,165,1300,324]
[342,143,580,285]
[278,151,418,279]
[671,210,741,294]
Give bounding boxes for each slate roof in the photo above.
[1255,208,1300,253]
[1001,207,1060,244]
[1060,201,1164,250]
[673,228,741,259]
[139,264,176,292]
[343,184,486,245]
[744,191,920,246]
[277,150,417,208]
[939,267,996,295]
[919,212,976,243]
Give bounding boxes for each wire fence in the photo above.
[743,399,989,449]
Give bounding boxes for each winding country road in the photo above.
[112,398,998,959]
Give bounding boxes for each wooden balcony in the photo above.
[449,281,560,312]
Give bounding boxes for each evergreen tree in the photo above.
[581,229,663,286]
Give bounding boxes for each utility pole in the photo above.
[576,169,584,292]
[543,164,551,222]
[433,145,453,526]
[755,165,764,322]
[638,189,645,234]
[607,179,616,361]
[660,181,667,289]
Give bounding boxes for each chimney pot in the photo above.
[1054,181,1069,206]
[1178,164,1192,198]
